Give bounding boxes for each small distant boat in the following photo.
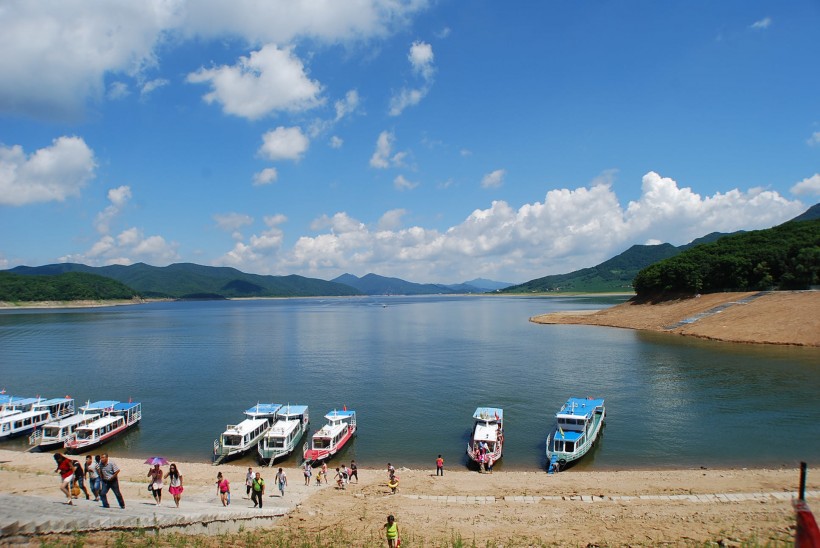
[64,400,142,453]
[0,397,74,441]
[546,397,605,473]
[257,404,309,465]
[466,407,504,467]
[303,408,356,463]
[213,403,281,465]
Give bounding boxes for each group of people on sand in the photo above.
[146,462,184,507]
[301,460,359,489]
[53,452,128,509]
[472,441,495,473]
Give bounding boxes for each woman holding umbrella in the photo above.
[145,457,167,506]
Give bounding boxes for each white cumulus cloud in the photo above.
[807,132,820,147]
[0,136,96,206]
[394,174,418,191]
[481,169,506,189]
[258,126,309,161]
[369,130,407,168]
[791,174,820,196]
[750,17,772,30]
[187,44,323,120]
[95,185,132,234]
[253,168,278,186]
[389,40,435,116]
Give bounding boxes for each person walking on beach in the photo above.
[98,453,125,509]
[167,463,183,507]
[53,453,74,505]
[147,463,164,505]
[334,467,345,489]
[85,455,100,501]
[387,473,400,494]
[216,472,230,506]
[487,454,494,474]
[383,514,400,547]
[73,459,90,500]
[251,472,265,508]
[321,461,328,484]
[387,462,395,479]
[349,460,358,483]
[245,467,253,498]
[303,462,312,485]
[436,454,444,476]
[275,467,287,497]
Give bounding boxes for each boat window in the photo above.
[566,441,575,452]
[314,438,330,449]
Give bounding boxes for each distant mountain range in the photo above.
[331,273,508,295]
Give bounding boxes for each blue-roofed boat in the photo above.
[258,404,310,465]
[467,407,504,469]
[546,397,605,473]
[64,400,142,453]
[213,403,281,464]
[303,408,356,463]
[0,397,74,441]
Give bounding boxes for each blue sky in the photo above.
[1,1,818,284]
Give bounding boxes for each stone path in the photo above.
[663,291,771,330]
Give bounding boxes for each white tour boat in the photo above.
[64,400,142,453]
[303,408,356,463]
[31,409,100,450]
[546,397,606,473]
[257,404,310,465]
[0,397,74,441]
[213,403,280,464]
[466,407,504,467]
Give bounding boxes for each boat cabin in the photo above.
[220,418,269,449]
[38,413,100,447]
[33,397,75,420]
[312,410,355,450]
[550,397,605,454]
[0,396,40,412]
[262,405,309,449]
[111,402,141,424]
[74,415,124,442]
[0,407,54,439]
[244,403,282,424]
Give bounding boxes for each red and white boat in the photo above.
[303,408,356,463]
[64,400,141,453]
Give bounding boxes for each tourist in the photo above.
[85,455,100,501]
[245,467,254,498]
[251,472,265,508]
[388,473,399,494]
[98,453,125,509]
[383,514,400,547]
[72,459,90,500]
[349,460,358,483]
[167,463,184,507]
[436,454,444,476]
[387,462,395,478]
[147,463,164,505]
[275,467,287,497]
[341,464,350,486]
[53,453,74,505]
[321,461,328,483]
[334,467,345,489]
[216,472,230,506]
[487,454,494,474]
[303,462,312,485]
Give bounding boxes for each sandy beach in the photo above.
[0,449,816,546]
[531,290,820,347]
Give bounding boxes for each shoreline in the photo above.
[0,449,814,545]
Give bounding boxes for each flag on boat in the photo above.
[558,425,565,438]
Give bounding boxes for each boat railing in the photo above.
[28,428,42,446]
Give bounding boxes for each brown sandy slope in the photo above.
[531,290,820,346]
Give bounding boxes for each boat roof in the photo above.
[313,422,347,438]
[266,418,301,437]
[82,400,120,411]
[0,409,21,418]
[45,413,100,428]
[554,428,583,442]
[473,423,499,442]
[473,407,503,421]
[324,409,355,420]
[245,403,281,416]
[34,397,73,408]
[1,397,40,408]
[556,397,605,420]
[112,402,140,411]
[0,407,51,421]
[277,404,308,417]
[79,415,122,429]
[222,417,268,435]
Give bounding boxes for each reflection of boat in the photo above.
[466,407,504,466]
[257,404,309,465]
[64,400,142,453]
[1,397,74,441]
[303,409,356,463]
[213,403,280,465]
[546,397,605,473]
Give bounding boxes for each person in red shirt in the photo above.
[53,453,74,505]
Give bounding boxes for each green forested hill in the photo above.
[0,271,137,301]
[633,219,820,297]
[6,262,362,298]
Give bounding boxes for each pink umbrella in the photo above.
[144,456,169,466]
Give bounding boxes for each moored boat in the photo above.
[303,408,356,463]
[257,404,309,465]
[466,407,504,469]
[545,396,605,473]
[31,408,99,450]
[0,397,74,441]
[213,403,280,465]
[64,400,142,453]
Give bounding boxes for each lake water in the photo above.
[1,295,818,471]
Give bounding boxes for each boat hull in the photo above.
[303,425,356,463]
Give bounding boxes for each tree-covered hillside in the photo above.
[0,272,137,301]
[633,219,820,297]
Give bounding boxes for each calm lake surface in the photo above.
[1,295,818,471]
